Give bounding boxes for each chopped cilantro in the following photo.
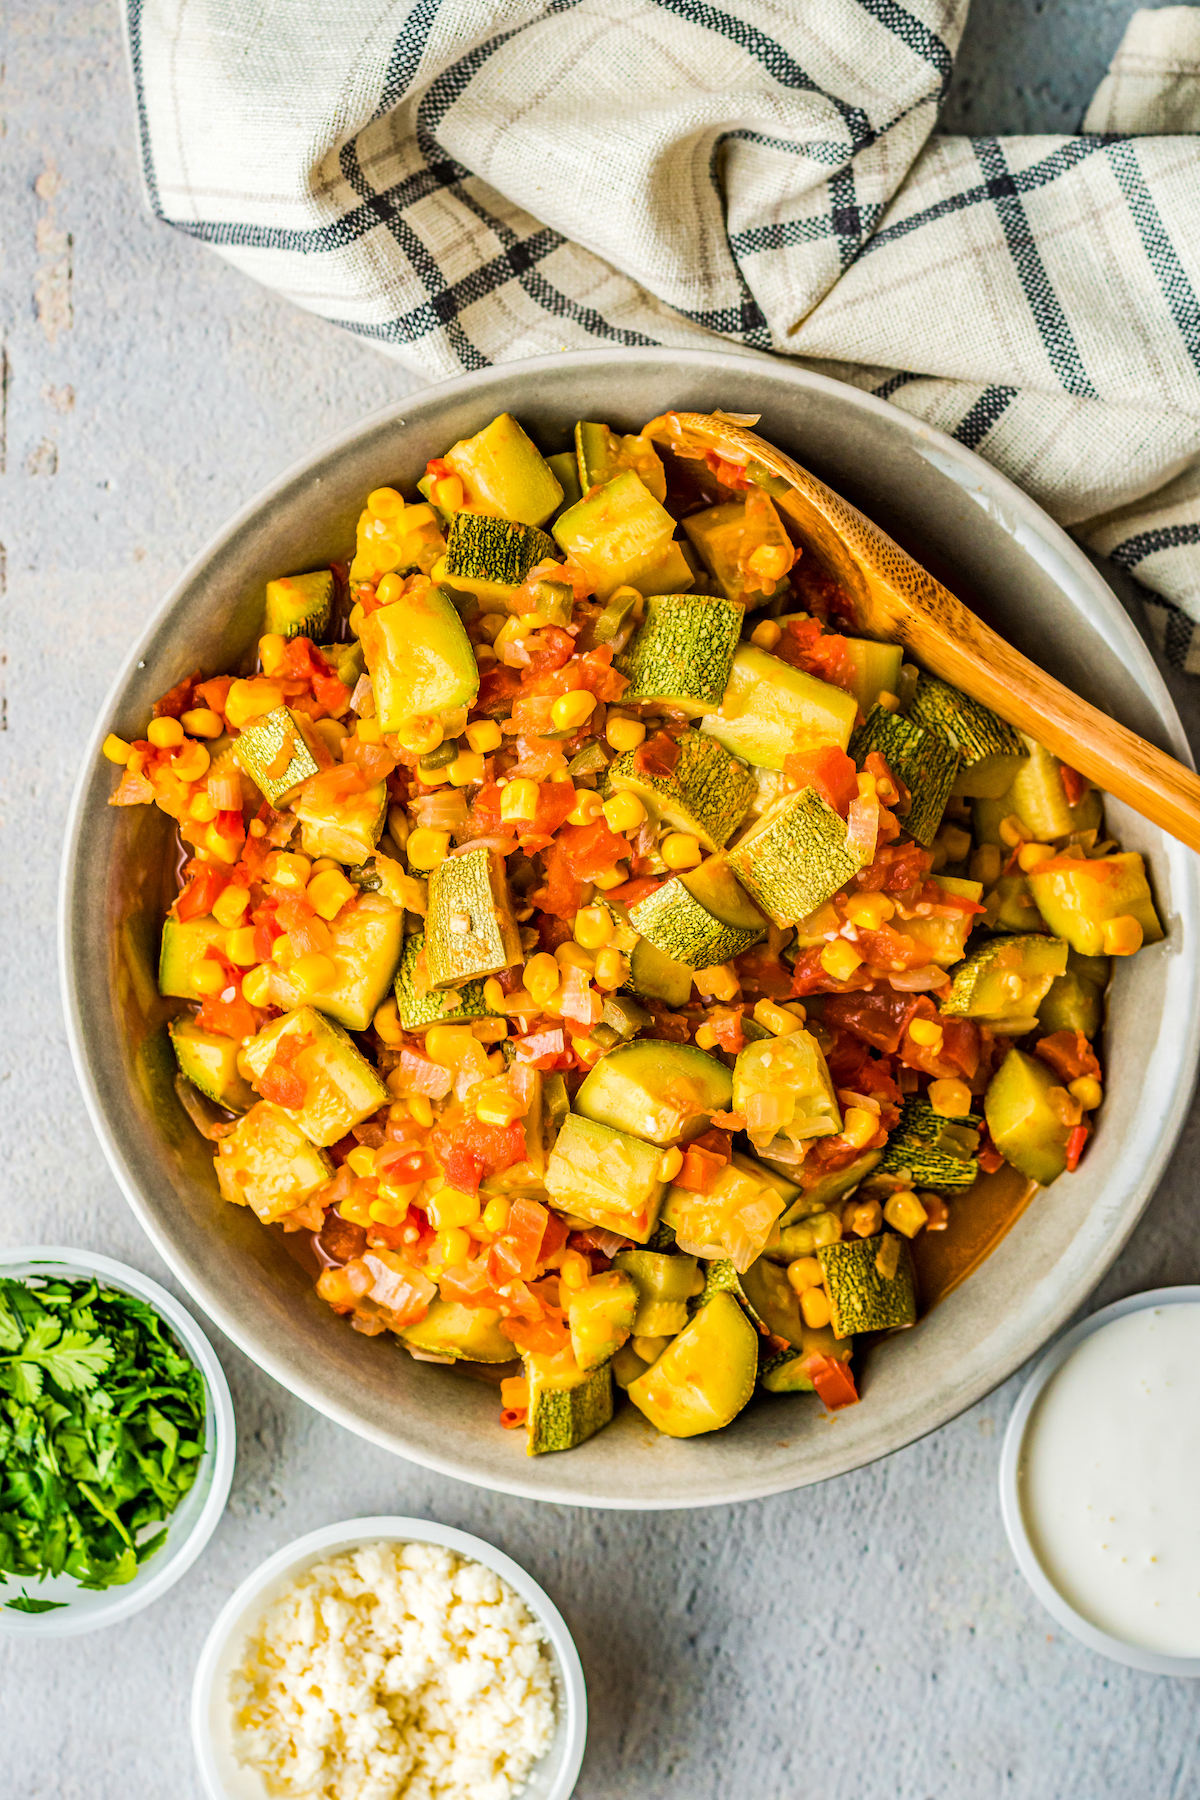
[0,1276,207,1598]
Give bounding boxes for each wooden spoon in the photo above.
[646,411,1200,854]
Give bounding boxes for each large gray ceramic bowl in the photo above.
[62,348,1200,1508]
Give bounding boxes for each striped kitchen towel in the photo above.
[126,2,1200,666]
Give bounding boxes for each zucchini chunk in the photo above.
[900,874,984,965]
[727,786,868,928]
[622,934,695,1010]
[760,1324,854,1392]
[159,915,227,999]
[575,1040,733,1146]
[628,856,766,970]
[907,673,1027,799]
[984,872,1042,934]
[400,1300,512,1362]
[770,1148,882,1231]
[269,894,404,1033]
[546,450,582,517]
[525,1354,613,1456]
[232,705,334,808]
[1036,949,1109,1037]
[359,581,479,731]
[213,1100,334,1221]
[169,1018,256,1112]
[294,776,387,866]
[848,705,958,847]
[818,1233,917,1337]
[874,1098,980,1191]
[627,1291,758,1438]
[734,1030,842,1163]
[552,470,678,601]
[544,1113,667,1243]
[1007,738,1102,840]
[617,592,744,718]
[575,421,668,502]
[701,644,859,771]
[1026,852,1162,958]
[394,933,499,1032]
[242,1006,389,1146]
[941,934,1068,1027]
[701,1253,805,1348]
[984,1047,1075,1187]
[319,640,365,691]
[605,729,755,853]
[567,1270,639,1371]
[612,1250,699,1338]
[841,639,904,717]
[424,847,521,989]
[443,513,558,588]
[681,493,795,607]
[443,413,563,527]
[264,569,334,642]
[662,1160,787,1272]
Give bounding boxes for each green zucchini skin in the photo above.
[874,1099,981,1192]
[818,1233,917,1337]
[907,673,1026,798]
[444,512,558,587]
[525,1359,614,1455]
[727,786,867,927]
[628,858,766,970]
[617,592,745,717]
[393,933,498,1032]
[848,705,958,846]
[940,934,1067,1023]
[264,569,334,641]
[701,1254,805,1348]
[606,729,755,853]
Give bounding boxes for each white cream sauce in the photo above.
[1020,1303,1200,1657]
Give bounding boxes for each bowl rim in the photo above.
[999,1285,1200,1678]
[0,1244,236,1636]
[190,1514,588,1800]
[59,345,1200,1508]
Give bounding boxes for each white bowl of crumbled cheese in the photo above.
[191,1517,586,1800]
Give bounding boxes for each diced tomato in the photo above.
[488,1198,552,1286]
[500,1308,570,1357]
[1034,1030,1101,1084]
[431,1116,528,1196]
[633,731,681,779]
[439,1257,507,1312]
[524,645,627,703]
[790,946,875,997]
[863,750,909,814]
[735,943,797,1000]
[856,922,935,971]
[703,450,751,490]
[555,819,631,880]
[425,457,451,482]
[674,1145,724,1193]
[465,782,511,839]
[522,626,577,678]
[153,670,203,719]
[175,860,229,921]
[195,674,233,718]
[1060,763,1089,807]
[791,558,856,628]
[531,840,585,920]
[773,617,856,697]
[256,1032,308,1108]
[783,745,859,817]
[475,664,524,715]
[977,1137,1006,1174]
[604,875,665,909]
[803,1354,860,1410]
[1066,1123,1089,1172]
[525,781,576,840]
[854,842,935,893]
[824,992,917,1055]
[703,1008,745,1053]
[799,1138,869,1187]
[827,1029,903,1103]
[195,990,260,1042]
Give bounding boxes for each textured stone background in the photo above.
[4,5,1200,1796]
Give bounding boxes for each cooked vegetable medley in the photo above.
[104,409,1163,1453]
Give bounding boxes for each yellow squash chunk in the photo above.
[264,569,333,641]
[701,644,858,771]
[552,470,678,602]
[214,1100,333,1221]
[242,1006,389,1146]
[627,1291,758,1438]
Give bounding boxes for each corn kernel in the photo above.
[551,689,597,732]
[1017,841,1056,873]
[225,926,258,967]
[212,884,250,929]
[482,1196,510,1234]
[147,715,184,749]
[368,486,405,518]
[472,1017,509,1044]
[786,1256,824,1294]
[840,1106,879,1150]
[694,1023,718,1049]
[820,939,863,981]
[567,791,605,827]
[463,718,500,754]
[969,844,1003,886]
[181,707,223,739]
[393,715,443,755]
[856,771,877,800]
[476,1090,524,1127]
[307,868,355,920]
[592,865,628,890]
[753,998,802,1037]
[605,715,647,753]
[203,822,243,863]
[266,851,312,892]
[241,965,272,1007]
[189,793,217,823]
[224,677,285,730]
[1103,914,1143,956]
[500,778,541,822]
[407,828,451,871]
[523,953,561,1004]
[102,733,132,765]
[290,952,338,998]
[426,1186,481,1231]
[845,892,896,931]
[849,1199,883,1238]
[998,814,1028,848]
[346,1145,376,1178]
[258,633,288,676]
[373,998,404,1045]
[483,977,507,1012]
[339,1192,375,1229]
[602,791,647,834]
[593,948,628,990]
[1069,1075,1103,1111]
[883,1191,929,1237]
[407,1092,434,1129]
[937,824,973,864]
[559,1250,591,1291]
[433,474,464,514]
[366,1199,405,1227]
[556,942,595,974]
[657,1147,684,1182]
[574,905,614,950]
[191,958,226,996]
[876,690,900,712]
[693,963,740,1003]
[661,832,703,871]
[352,716,381,746]
[907,1015,944,1050]
[434,1227,471,1267]
[426,1024,480,1070]
[928,1077,972,1116]
[800,1287,833,1330]
[448,749,485,787]
[750,618,782,650]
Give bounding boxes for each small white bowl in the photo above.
[192,1516,588,1800]
[0,1245,235,1637]
[1000,1285,1200,1678]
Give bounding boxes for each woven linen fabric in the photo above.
[127,1,1200,667]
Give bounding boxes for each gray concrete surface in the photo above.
[4,4,1200,1797]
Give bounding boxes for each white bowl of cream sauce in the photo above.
[1001,1287,1200,1676]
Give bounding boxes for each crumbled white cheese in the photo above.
[229,1539,557,1800]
